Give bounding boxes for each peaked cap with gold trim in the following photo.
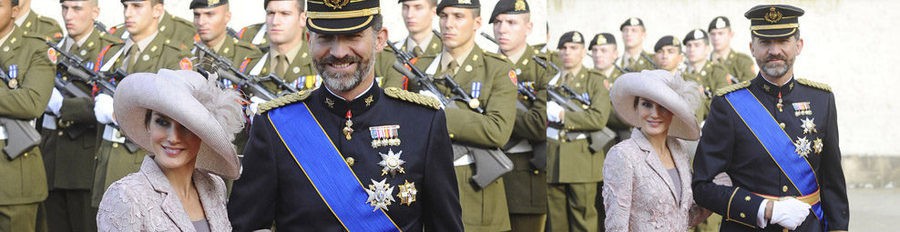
[745,4,805,38]
[306,0,381,34]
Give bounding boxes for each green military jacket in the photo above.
[712,49,755,83]
[19,10,63,43]
[397,31,442,58]
[503,46,550,214]
[599,66,631,152]
[42,29,123,191]
[619,51,656,72]
[109,11,194,50]
[683,61,729,120]
[248,41,317,95]
[91,32,192,206]
[0,27,54,205]
[237,23,268,51]
[546,67,611,183]
[194,36,264,73]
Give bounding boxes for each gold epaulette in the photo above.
[383,87,441,110]
[715,81,751,96]
[796,78,832,92]
[257,90,312,115]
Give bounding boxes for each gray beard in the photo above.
[317,56,375,92]
[760,59,793,79]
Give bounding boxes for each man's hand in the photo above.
[770,198,811,230]
[46,88,63,115]
[547,101,564,123]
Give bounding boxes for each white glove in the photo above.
[248,96,267,116]
[418,90,445,109]
[46,88,64,115]
[547,101,563,123]
[770,198,811,230]
[94,94,116,124]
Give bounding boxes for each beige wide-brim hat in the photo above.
[609,70,702,140]
[113,69,244,180]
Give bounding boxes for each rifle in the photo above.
[478,32,538,109]
[533,56,616,154]
[389,40,510,188]
[640,52,659,69]
[193,42,280,100]
[94,21,107,33]
[432,29,442,38]
[0,66,42,159]
[480,32,499,45]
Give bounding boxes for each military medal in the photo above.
[369,125,400,148]
[378,149,406,176]
[469,82,481,109]
[365,179,395,211]
[47,48,58,64]
[7,65,18,89]
[396,180,418,206]
[813,138,824,154]
[343,110,354,140]
[793,102,812,116]
[776,92,783,112]
[800,117,817,134]
[795,136,811,158]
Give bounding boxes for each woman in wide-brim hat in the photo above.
[602,70,711,231]
[97,69,244,231]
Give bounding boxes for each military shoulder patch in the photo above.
[483,51,510,63]
[715,81,751,96]
[796,78,832,92]
[384,87,441,110]
[258,90,312,115]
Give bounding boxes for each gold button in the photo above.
[58,131,64,136]
[449,133,455,139]
[23,153,29,157]
[345,157,355,166]
[533,170,540,175]
[779,123,785,129]
[782,185,789,192]
[112,143,119,148]
[745,196,751,201]
[740,213,746,218]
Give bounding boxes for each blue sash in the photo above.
[268,102,401,232]
[724,89,825,223]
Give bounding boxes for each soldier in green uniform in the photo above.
[89,0,193,211]
[398,0,442,58]
[590,32,623,87]
[413,0,518,230]
[39,1,122,231]
[236,2,271,51]
[708,16,755,84]
[652,35,683,74]
[618,17,655,72]
[545,31,611,232]
[13,0,62,42]
[683,29,729,121]
[489,1,549,231]
[108,1,195,50]
[244,0,317,100]
[0,1,54,231]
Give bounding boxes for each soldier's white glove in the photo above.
[94,94,116,124]
[769,198,811,230]
[418,90,445,109]
[547,101,564,123]
[46,88,64,115]
[246,96,268,123]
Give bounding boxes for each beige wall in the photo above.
[33,0,897,156]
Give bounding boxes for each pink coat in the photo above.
[603,129,709,231]
[97,156,232,231]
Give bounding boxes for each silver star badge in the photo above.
[813,138,824,154]
[801,117,817,134]
[795,136,811,158]
[378,149,406,176]
[365,179,395,212]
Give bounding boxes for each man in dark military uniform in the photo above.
[14,0,62,42]
[618,17,655,72]
[428,0,518,230]
[228,0,462,230]
[489,1,549,231]
[398,0,442,58]
[89,0,193,211]
[0,1,54,231]
[545,31,610,232]
[692,5,849,231]
[683,29,729,120]
[39,1,122,231]
[590,32,623,87]
[708,16,756,84]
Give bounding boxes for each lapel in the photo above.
[0,27,23,68]
[130,36,166,73]
[22,10,37,31]
[452,46,485,86]
[424,31,442,56]
[217,37,236,61]
[632,129,681,204]
[141,157,197,232]
[672,138,693,209]
[194,171,228,232]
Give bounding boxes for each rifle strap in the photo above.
[99,45,127,72]
[249,52,269,76]
[425,53,442,76]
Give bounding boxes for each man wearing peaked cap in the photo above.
[692,4,850,232]
[228,0,463,231]
[490,1,551,231]
[618,17,655,72]
[708,16,756,83]
[652,35,683,74]
[546,30,611,232]
[682,28,728,121]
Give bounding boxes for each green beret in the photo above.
[489,0,529,24]
[557,31,584,49]
[437,0,480,15]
